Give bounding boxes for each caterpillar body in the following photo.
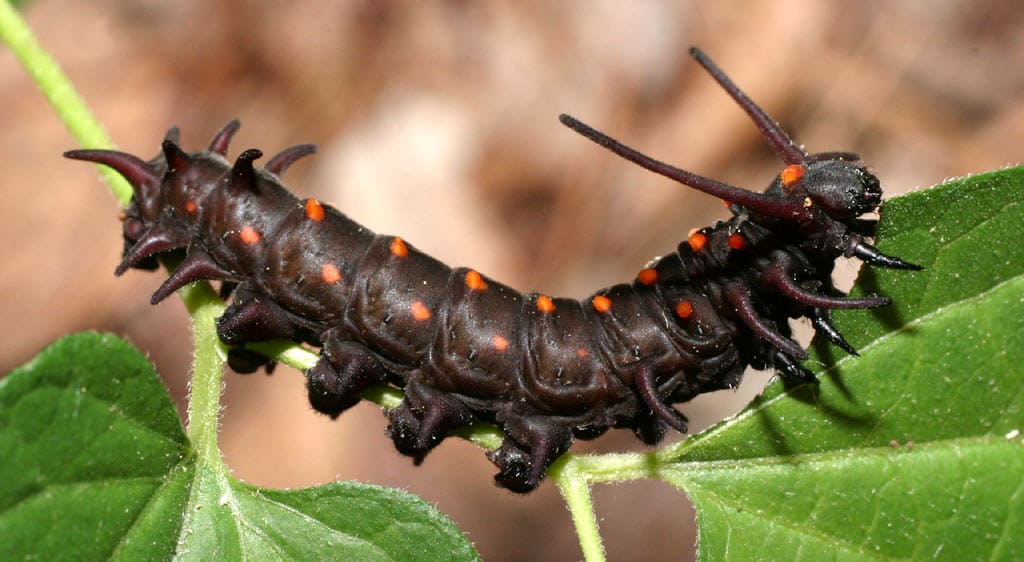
[66,48,920,493]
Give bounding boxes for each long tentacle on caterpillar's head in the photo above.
[559,47,920,269]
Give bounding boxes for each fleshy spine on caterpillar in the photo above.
[65,47,921,493]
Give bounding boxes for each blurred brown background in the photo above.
[2,1,1022,560]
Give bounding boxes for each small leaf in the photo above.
[661,167,1024,561]
[0,333,478,561]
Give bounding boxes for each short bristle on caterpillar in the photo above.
[64,47,920,493]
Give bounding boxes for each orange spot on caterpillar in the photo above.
[492,335,510,351]
[536,295,556,313]
[781,164,805,187]
[728,233,746,250]
[185,201,197,213]
[410,301,432,321]
[465,269,488,291]
[592,295,612,313]
[576,348,589,358]
[321,263,342,284]
[240,226,261,245]
[637,268,658,286]
[688,231,707,252]
[722,199,732,208]
[675,300,694,319]
[305,198,325,222]
[390,237,409,258]
[118,211,127,222]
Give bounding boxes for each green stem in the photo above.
[178,281,229,466]
[552,457,606,562]
[0,0,132,205]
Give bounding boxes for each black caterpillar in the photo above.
[66,48,920,493]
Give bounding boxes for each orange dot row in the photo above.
[687,228,748,254]
[462,269,560,316]
[306,230,701,335]
[239,199,328,245]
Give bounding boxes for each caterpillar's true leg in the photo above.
[809,307,858,355]
[772,350,817,383]
[850,240,923,270]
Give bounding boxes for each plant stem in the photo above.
[179,281,229,467]
[0,0,132,205]
[553,458,606,562]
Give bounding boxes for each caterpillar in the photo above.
[65,47,920,493]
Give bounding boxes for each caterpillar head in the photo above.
[767,158,883,224]
[64,122,242,276]
[65,121,316,301]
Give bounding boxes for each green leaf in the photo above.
[0,333,478,561]
[0,332,190,560]
[662,166,1024,561]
